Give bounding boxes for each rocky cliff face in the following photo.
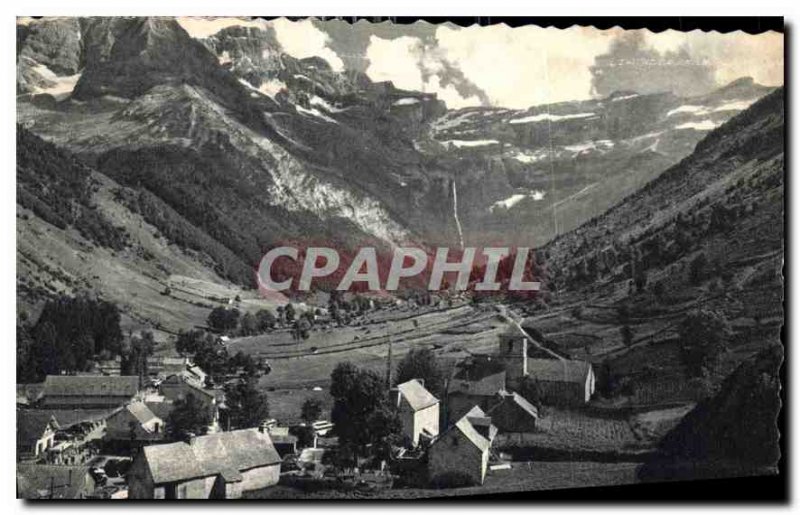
[16,17,777,287]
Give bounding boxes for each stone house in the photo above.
[499,327,595,406]
[17,411,59,459]
[106,401,165,443]
[128,428,281,499]
[428,406,497,486]
[17,464,96,499]
[393,379,440,447]
[158,374,219,432]
[487,390,539,433]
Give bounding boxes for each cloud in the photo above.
[177,16,267,38]
[590,29,783,98]
[180,18,783,109]
[591,31,717,97]
[434,24,615,109]
[270,18,345,72]
[365,33,491,109]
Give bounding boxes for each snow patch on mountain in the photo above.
[309,95,345,113]
[439,139,500,148]
[393,98,420,106]
[296,105,339,124]
[675,120,720,131]
[491,190,546,211]
[509,112,596,124]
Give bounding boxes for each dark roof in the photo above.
[161,374,215,400]
[527,359,592,384]
[42,375,139,398]
[396,379,439,411]
[141,429,282,485]
[448,358,506,396]
[17,411,59,447]
[22,408,115,428]
[490,390,539,419]
[145,401,174,421]
[17,464,94,499]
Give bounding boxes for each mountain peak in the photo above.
[72,17,228,100]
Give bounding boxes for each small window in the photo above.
[451,436,458,446]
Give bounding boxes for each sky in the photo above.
[178,17,784,110]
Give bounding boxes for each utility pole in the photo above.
[385,335,393,389]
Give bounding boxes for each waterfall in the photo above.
[451,180,465,250]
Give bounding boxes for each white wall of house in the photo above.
[240,464,280,494]
[399,400,440,446]
[413,404,439,444]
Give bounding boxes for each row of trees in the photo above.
[206,306,277,336]
[17,295,126,382]
[175,329,268,380]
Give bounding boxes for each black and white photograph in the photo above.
[12,12,786,502]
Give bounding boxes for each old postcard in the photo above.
[15,16,784,500]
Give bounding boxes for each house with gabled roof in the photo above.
[17,411,59,459]
[393,379,439,447]
[158,374,219,432]
[17,463,96,499]
[487,390,539,433]
[499,324,595,406]
[445,356,506,424]
[106,401,165,443]
[128,428,281,499]
[428,406,497,486]
[39,375,140,409]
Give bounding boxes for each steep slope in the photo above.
[429,78,775,247]
[637,344,782,480]
[18,17,776,260]
[17,127,285,336]
[17,18,451,283]
[518,88,784,406]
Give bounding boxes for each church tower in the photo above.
[498,326,528,382]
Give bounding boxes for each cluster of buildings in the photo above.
[392,324,596,486]
[17,322,595,498]
[16,359,226,499]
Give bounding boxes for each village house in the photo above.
[128,428,282,499]
[20,408,111,465]
[106,401,165,443]
[498,326,595,406]
[158,374,220,432]
[428,406,497,486]
[148,356,192,377]
[446,356,506,424]
[17,411,59,459]
[487,390,539,433]
[525,359,596,406]
[38,375,141,409]
[393,379,440,447]
[17,464,97,499]
[17,383,44,407]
